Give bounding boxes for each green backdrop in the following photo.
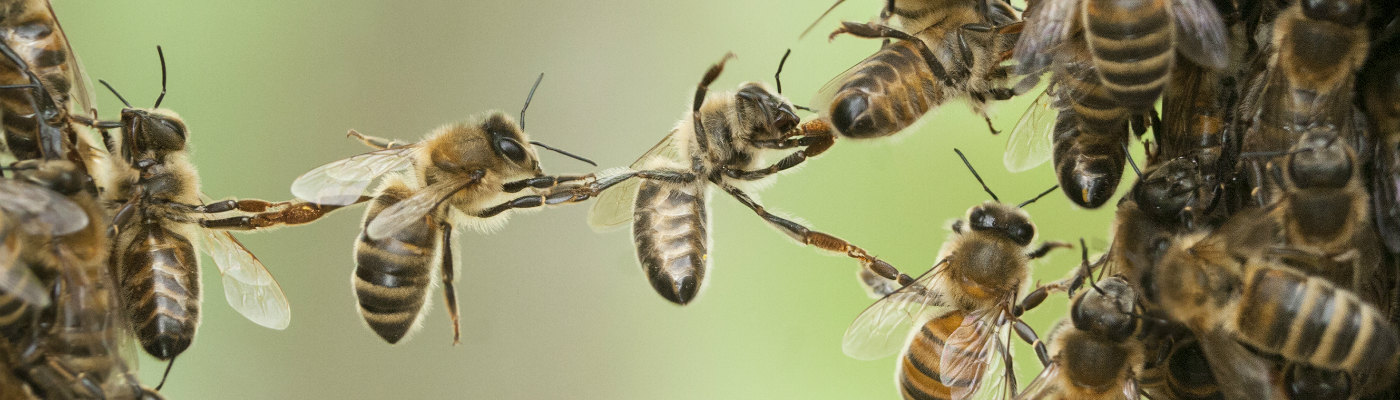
[55,1,1124,398]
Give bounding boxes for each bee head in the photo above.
[1069,276,1138,342]
[9,159,83,196]
[1132,157,1200,221]
[1286,129,1352,190]
[966,202,1036,246]
[123,109,188,158]
[482,112,541,175]
[735,82,799,141]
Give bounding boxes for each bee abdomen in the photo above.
[898,312,967,400]
[1084,0,1173,110]
[353,191,438,344]
[633,181,708,305]
[1236,266,1399,373]
[827,40,943,139]
[1052,105,1128,208]
[0,266,43,340]
[119,226,199,360]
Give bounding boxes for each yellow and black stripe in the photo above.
[118,223,200,360]
[353,182,439,344]
[632,180,708,305]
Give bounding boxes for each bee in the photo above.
[290,74,600,344]
[813,0,1022,138]
[94,50,293,370]
[1155,229,1400,397]
[0,0,99,163]
[1362,24,1400,256]
[842,149,1064,399]
[1136,335,1226,400]
[0,160,156,399]
[1018,275,1153,400]
[586,54,903,305]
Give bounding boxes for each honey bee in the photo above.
[814,0,1022,138]
[842,149,1064,399]
[1017,275,1152,400]
[0,160,156,399]
[0,0,99,164]
[290,74,600,344]
[1136,335,1226,400]
[94,51,292,369]
[1155,229,1400,397]
[586,54,904,305]
[1362,25,1400,255]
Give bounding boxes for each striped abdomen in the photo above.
[118,223,199,360]
[1234,266,1399,376]
[0,0,83,161]
[1082,0,1173,110]
[1050,84,1129,209]
[825,40,944,139]
[898,311,984,400]
[633,180,708,305]
[0,255,45,341]
[354,183,439,344]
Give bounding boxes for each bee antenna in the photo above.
[156,355,176,391]
[1016,185,1058,208]
[520,73,545,131]
[1125,145,1142,178]
[530,140,597,166]
[793,104,816,112]
[798,0,847,39]
[954,148,1000,203]
[98,80,133,108]
[153,46,167,108]
[775,49,792,95]
[1079,238,1105,295]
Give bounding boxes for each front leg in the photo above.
[439,222,462,345]
[200,199,366,230]
[502,174,593,193]
[725,126,836,181]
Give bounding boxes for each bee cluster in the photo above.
[0,0,1398,399]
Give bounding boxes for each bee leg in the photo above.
[199,200,363,230]
[1024,241,1072,259]
[1011,317,1051,366]
[690,53,735,160]
[713,181,909,284]
[829,22,953,87]
[502,174,594,193]
[439,222,461,345]
[0,41,65,161]
[724,132,835,180]
[346,129,409,150]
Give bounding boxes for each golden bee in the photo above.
[587,54,904,305]
[290,74,599,344]
[842,150,1064,399]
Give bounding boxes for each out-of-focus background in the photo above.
[55,1,1125,398]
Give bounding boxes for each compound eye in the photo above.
[969,207,994,230]
[496,138,528,163]
[1007,223,1034,246]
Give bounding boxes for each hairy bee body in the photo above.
[632,178,709,304]
[897,311,970,400]
[352,178,441,344]
[0,0,93,162]
[1081,0,1176,110]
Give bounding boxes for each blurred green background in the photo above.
[54,1,1127,398]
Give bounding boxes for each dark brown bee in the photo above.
[588,54,901,305]
[291,75,599,344]
[1017,276,1150,400]
[814,0,1022,138]
[1137,335,1226,400]
[0,0,98,164]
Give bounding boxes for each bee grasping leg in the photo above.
[725,124,835,180]
[829,21,953,86]
[1024,241,1072,259]
[0,40,66,161]
[713,181,911,285]
[439,221,461,345]
[1011,316,1051,366]
[200,199,367,231]
[690,53,735,162]
[502,174,594,193]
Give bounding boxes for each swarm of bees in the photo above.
[1,0,1398,398]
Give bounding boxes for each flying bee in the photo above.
[1011,0,1230,111]
[91,50,293,371]
[813,0,1022,138]
[0,0,100,164]
[0,159,156,399]
[587,53,904,305]
[1155,229,1400,397]
[289,74,600,344]
[841,149,1066,400]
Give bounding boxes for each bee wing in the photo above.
[942,309,1011,400]
[0,181,88,236]
[1012,0,1077,74]
[1169,0,1230,70]
[586,131,684,231]
[1014,359,1065,400]
[1116,376,1140,400]
[843,260,953,360]
[290,145,420,205]
[0,229,49,308]
[365,175,482,240]
[1196,328,1273,400]
[200,229,291,330]
[1003,88,1057,172]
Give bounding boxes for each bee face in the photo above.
[123,108,188,157]
[1070,277,1138,342]
[966,202,1035,246]
[482,113,541,176]
[734,82,799,141]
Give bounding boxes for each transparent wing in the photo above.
[587,131,684,230]
[0,180,88,236]
[942,309,1011,400]
[1004,88,1057,172]
[365,175,481,240]
[0,227,48,307]
[1170,0,1230,70]
[1116,377,1140,400]
[1014,359,1065,400]
[200,229,291,330]
[810,58,868,119]
[290,145,419,205]
[1013,0,1078,74]
[842,259,952,360]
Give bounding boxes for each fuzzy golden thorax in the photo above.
[418,112,543,214]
